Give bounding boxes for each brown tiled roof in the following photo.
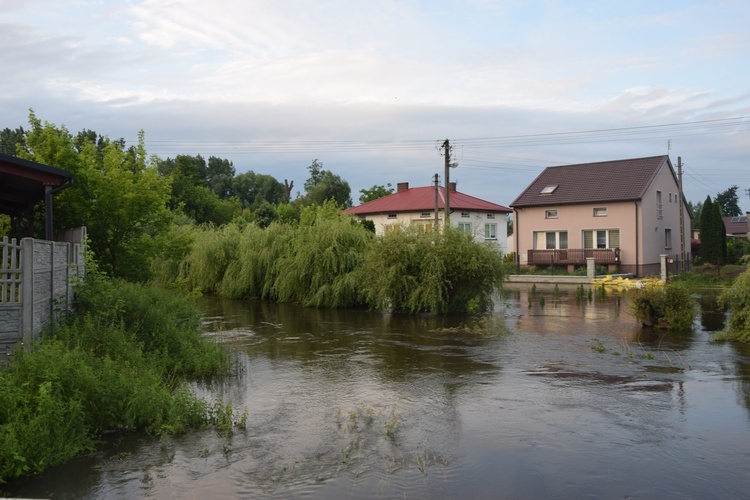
[722,215,748,235]
[510,155,671,208]
[343,185,511,215]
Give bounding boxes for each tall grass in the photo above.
[0,272,235,484]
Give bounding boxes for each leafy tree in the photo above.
[206,156,236,199]
[303,159,325,191]
[302,159,352,208]
[359,183,393,204]
[232,171,286,209]
[687,200,703,231]
[715,185,741,217]
[0,126,25,155]
[20,112,173,280]
[156,154,239,225]
[713,200,728,264]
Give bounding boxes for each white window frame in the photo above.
[387,213,397,219]
[458,222,472,234]
[545,209,558,219]
[583,229,620,249]
[593,207,607,217]
[420,212,431,218]
[460,212,470,218]
[665,228,672,249]
[534,231,568,250]
[486,213,495,219]
[484,223,497,240]
[656,190,663,220]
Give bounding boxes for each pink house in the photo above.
[510,155,691,276]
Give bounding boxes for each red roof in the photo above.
[344,185,511,215]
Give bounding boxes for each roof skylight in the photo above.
[540,185,558,195]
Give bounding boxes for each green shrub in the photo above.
[0,276,236,484]
[629,282,697,330]
[358,227,504,314]
[716,267,750,342]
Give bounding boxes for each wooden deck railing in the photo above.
[527,248,619,266]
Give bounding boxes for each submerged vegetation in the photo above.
[0,270,238,485]
[154,205,506,314]
[629,281,697,330]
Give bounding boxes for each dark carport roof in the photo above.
[510,155,671,208]
[0,153,73,216]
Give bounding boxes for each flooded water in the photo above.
[8,284,750,499]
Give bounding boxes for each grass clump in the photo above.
[0,271,235,484]
[715,266,750,342]
[629,281,697,330]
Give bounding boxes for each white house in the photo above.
[344,182,512,253]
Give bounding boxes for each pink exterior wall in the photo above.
[515,162,691,276]
[515,201,636,265]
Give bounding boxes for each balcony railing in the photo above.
[527,248,620,266]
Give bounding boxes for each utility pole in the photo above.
[442,139,451,229]
[678,156,686,273]
[433,173,440,230]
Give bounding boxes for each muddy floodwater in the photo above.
[8,284,750,499]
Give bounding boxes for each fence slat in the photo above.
[0,237,22,303]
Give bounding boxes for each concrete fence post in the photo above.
[586,257,596,280]
[660,254,668,283]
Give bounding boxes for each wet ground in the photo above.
[8,285,750,499]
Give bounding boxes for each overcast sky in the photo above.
[2,0,749,212]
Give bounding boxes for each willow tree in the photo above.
[358,227,505,314]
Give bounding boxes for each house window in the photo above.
[545,209,558,219]
[385,224,401,233]
[540,185,558,195]
[533,231,568,250]
[669,193,672,203]
[665,228,672,249]
[420,212,431,218]
[656,190,663,220]
[387,214,397,219]
[593,207,607,217]
[583,229,619,249]
[484,223,497,240]
[461,212,470,218]
[458,222,472,233]
[414,221,433,234]
[487,213,495,219]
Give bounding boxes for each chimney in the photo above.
[397,182,409,192]
[449,182,457,192]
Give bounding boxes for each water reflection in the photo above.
[7,287,750,499]
[697,289,728,332]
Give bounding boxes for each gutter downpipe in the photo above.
[514,209,520,274]
[635,201,639,277]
